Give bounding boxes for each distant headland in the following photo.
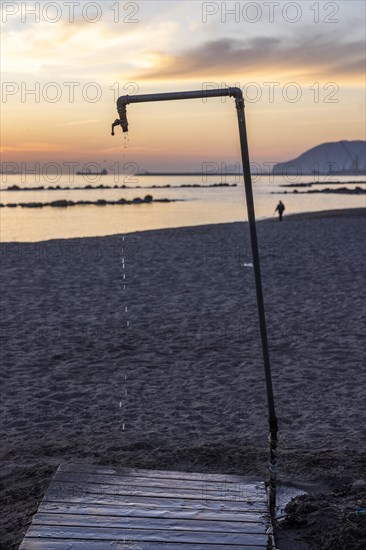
[273,140,366,176]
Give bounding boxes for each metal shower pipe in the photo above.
[112,87,278,517]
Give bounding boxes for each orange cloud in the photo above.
[0,142,69,153]
[132,36,366,83]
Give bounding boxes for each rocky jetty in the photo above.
[0,195,176,208]
[273,187,365,195]
[5,182,236,192]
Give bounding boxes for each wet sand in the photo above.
[1,208,365,549]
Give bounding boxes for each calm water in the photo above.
[0,174,365,242]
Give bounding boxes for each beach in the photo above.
[1,208,365,549]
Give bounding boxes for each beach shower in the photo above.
[111,87,279,517]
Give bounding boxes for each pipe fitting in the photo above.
[115,96,130,133]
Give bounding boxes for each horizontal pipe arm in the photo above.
[114,87,243,133]
[117,87,242,111]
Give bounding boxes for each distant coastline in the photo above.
[0,171,244,176]
[76,169,108,176]
[2,170,365,176]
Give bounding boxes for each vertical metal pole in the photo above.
[234,95,278,518]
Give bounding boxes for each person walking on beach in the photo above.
[274,200,285,221]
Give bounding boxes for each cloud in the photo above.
[1,19,180,82]
[0,142,68,153]
[131,34,366,81]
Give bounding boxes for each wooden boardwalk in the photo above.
[20,463,276,549]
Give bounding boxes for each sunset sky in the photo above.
[1,0,365,172]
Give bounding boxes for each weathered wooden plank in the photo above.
[59,463,260,485]
[20,464,274,549]
[23,525,269,545]
[39,501,267,523]
[55,471,263,496]
[43,491,267,513]
[20,540,268,550]
[46,481,266,503]
[32,512,266,534]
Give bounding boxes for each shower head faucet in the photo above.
[111,100,129,135]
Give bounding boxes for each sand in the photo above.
[1,208,365,549]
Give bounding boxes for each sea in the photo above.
[1,174,365,242]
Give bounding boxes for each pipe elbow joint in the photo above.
[229,87,244,109]
[228,87,243,99]
[117,94,129,106]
